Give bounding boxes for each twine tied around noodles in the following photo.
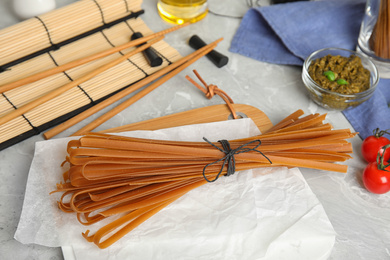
[202,138,272,182]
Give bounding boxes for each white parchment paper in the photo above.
[15,118,335,260]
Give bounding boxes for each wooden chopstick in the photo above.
[0,36,164,127]
[0,23,189,94]
[43,38,223,139]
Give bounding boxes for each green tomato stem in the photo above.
[373,128,390,137]
[377,144,390,171]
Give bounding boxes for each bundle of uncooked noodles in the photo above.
[54,109,355,249]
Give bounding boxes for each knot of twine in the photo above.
[204,84,218,99]
[202,138,272,183]
[185,70,237,119]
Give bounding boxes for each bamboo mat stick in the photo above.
[0,23,189,93]
[0,37,164,126]
[43,38,223,139]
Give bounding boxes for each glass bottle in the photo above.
[157,0,208,25]
[357,0,390,78]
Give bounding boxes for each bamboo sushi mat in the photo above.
[0,0,182,150]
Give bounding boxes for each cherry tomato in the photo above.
[362,162,390,194]
[361,129,390,163]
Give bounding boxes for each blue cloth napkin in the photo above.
[230,0,390,139]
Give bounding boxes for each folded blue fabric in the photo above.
[343,82,390,139]
[230,0,390,139]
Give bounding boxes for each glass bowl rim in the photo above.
[302,47,379,99]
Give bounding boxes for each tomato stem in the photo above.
[377,144,390,171]
[373,128,390,137]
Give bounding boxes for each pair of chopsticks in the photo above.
[0,22,223,139]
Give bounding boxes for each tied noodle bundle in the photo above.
[54,110,355,249]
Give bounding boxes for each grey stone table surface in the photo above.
[0,0,389,259]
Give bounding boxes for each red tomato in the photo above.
[362,162,390,194]
[361,135,390,163]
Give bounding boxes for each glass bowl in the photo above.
[302,48,379,111]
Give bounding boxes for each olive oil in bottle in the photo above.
[157,0,208,24]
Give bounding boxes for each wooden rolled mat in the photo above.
[0,0,183,151]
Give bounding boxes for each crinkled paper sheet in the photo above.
[15,118,335,260]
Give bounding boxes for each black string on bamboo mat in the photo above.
[100,30,148,77]
[35,16,60,51]
[46,52,95,104]
[202,138,272,183]
[1,93,40,135]
[122,0,130,13]
[2,93,17,111]
[0,10,144,72]
[0,67,10,73]
[92,0,107,25]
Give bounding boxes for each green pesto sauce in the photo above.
[308,54,370,94]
